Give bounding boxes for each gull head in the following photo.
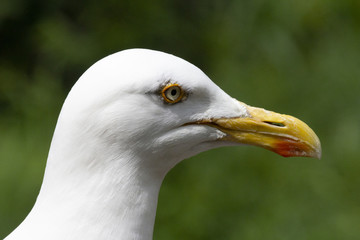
[52,49,321,178]
[5,49,321,240]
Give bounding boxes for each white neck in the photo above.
[6,119,165,240]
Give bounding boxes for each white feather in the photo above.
[5,49,248,240]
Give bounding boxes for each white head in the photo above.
[49,49,249,178]
[6,49,320,240]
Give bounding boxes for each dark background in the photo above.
[1,0,359,239]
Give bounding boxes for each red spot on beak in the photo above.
[274,141,310,158]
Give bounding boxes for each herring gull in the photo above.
[4,49,321,240]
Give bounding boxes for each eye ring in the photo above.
[161,84,184,104]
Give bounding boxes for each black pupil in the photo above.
[170,89,177,96]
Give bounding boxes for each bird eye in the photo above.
[161,84,184,104]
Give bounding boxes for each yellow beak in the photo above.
[206,102,321,159]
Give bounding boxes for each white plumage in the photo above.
[4,49,320,240]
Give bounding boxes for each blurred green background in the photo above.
[1,0,359,239]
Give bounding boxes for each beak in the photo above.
[205,101,321,159]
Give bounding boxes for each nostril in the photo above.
[264,121,285,127]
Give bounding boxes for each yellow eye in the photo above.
[161,84,184,104]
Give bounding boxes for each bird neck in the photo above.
[7,146,165,240]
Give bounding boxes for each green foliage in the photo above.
[1,0,359,239]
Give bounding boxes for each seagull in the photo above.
[4,49,321,240]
